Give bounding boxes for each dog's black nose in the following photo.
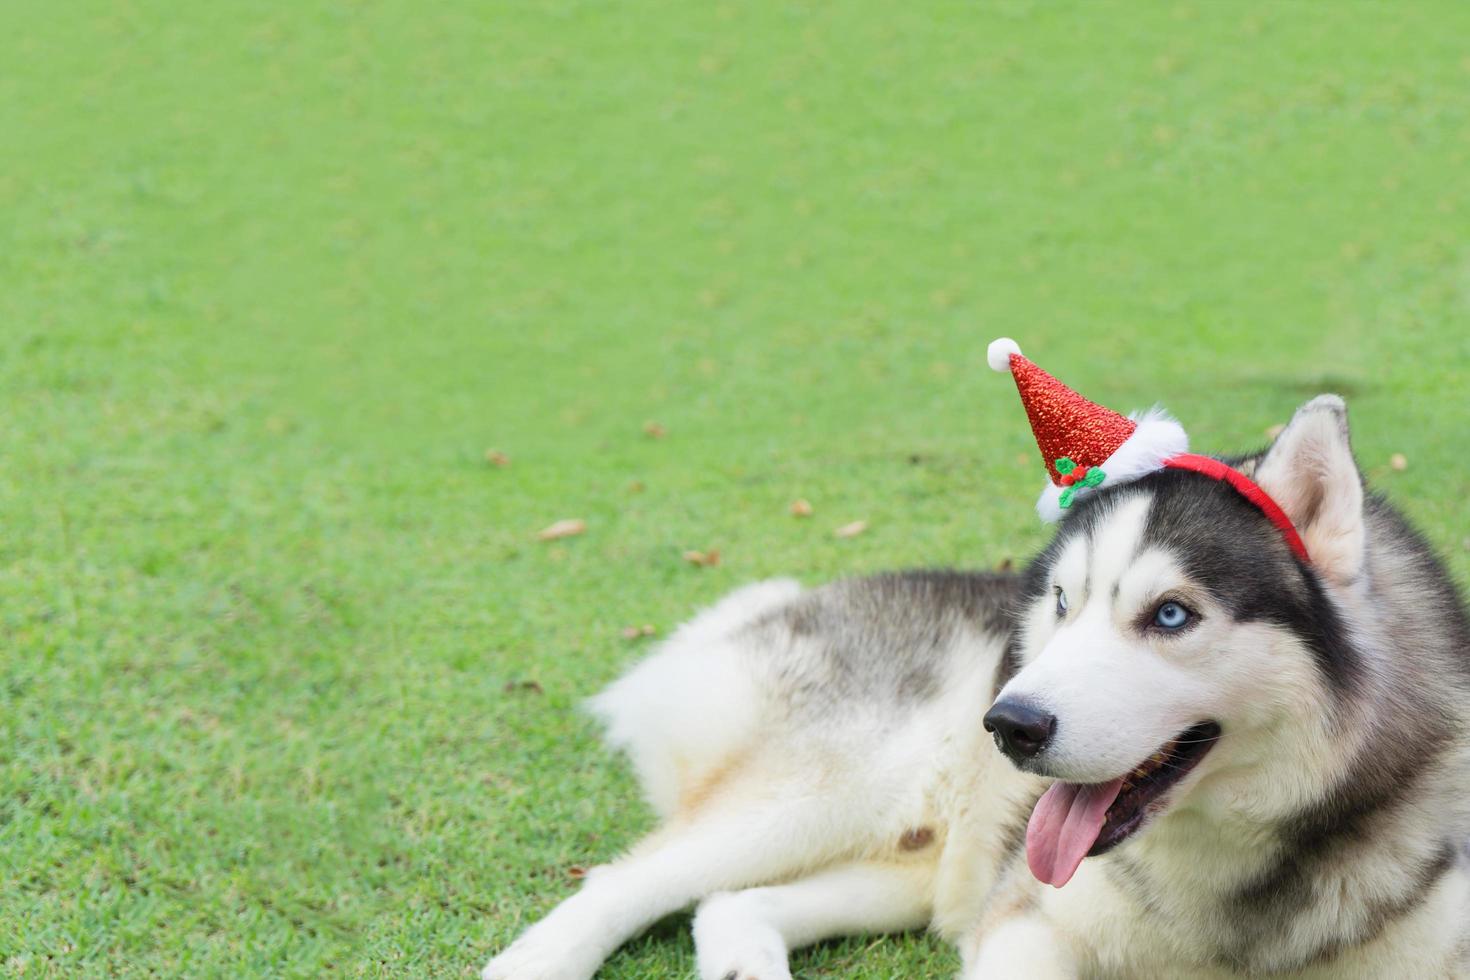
[983,700,1056,760]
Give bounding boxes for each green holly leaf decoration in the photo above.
[1058,467,1105,510]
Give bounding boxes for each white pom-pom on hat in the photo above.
[987,337,1022,373]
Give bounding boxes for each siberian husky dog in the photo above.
[482,396,1470,979]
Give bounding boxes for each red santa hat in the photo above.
[987,337,1189,522]
[987,337,1311,563]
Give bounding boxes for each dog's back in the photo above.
[590,570,1024,829]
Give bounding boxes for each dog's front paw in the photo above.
[696,922,792,980]
[481,936,594,980]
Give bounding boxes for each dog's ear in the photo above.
[1253,394,1364,585]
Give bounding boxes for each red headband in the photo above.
[1163,453,1311,563]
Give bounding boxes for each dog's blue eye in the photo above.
[1055,589,1068,616]
[1153,602,1191,630]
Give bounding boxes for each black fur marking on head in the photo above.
[1025,465,1364,696]
[1138,467,1365,695]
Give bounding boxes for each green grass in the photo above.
[4,1,1470,975]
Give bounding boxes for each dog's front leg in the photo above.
[482,793,865,980]
[959,914,1078,980]
[693,859,934,980]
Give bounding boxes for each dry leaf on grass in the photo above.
[834,520,868,539]
[537,518,587,541]
[996,557,1014,572]
[627,480,646,493]
[789,498,813,517]
[1265,424,1286,440]
[643,421,668,439]
[502,679,544,695]
[620,624,658,640]
[1389,453,1408,471]
[682,549,721,567]
[485,449,511,467]
[566,865,588,880]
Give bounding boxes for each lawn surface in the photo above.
[4,1,1470,976]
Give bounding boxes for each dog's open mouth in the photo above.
[1024,721,1220,888]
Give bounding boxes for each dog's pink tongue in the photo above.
[1026,778,1125,887]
